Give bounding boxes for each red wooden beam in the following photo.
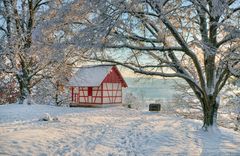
[101,84,103,104]
[71,87,74,102]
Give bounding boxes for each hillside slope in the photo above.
[0,104,240,155]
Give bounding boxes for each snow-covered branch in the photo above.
[105,44,184,52]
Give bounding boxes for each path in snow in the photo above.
[0,104,240,155]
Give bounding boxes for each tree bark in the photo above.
[202,96,219,131]
[16,70,31,104]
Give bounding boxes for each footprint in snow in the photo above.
[38,153,48,156]
[11,140,18,144]
[121,139,127,144]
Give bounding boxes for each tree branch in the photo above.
[89,56,204,94]
[0,26,7,34]
[146,0,206,93]
[217,30,240,47]
[105,44,184,51]
[113,31,162,43]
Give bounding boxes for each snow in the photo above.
[1,104,240,155]
[0,104,92,124]
[68,65,113,86]
[210,0,228,18]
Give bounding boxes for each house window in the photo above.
[88,87,92,96]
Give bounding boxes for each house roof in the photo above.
[68,64,127,87]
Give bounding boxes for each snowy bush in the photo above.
[0,73,19,104]
[221,83,240,112]
[22,96,35,105]
[123,93,145,110]
[32,79,71,106]
[173,77,240,130]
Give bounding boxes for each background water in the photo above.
[123,78,185,101]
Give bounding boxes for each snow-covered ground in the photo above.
[0,104,240,156]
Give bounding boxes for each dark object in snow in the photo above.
[235,114,240,131]
[149,104,161,111]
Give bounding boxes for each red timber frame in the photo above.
[70,83,122,105]
[101,83,122,104]
[70,66,126,105]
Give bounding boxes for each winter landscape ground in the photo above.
[1,0,240,155]
[1,104,240,156]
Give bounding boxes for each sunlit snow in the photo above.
[0,104,240,155]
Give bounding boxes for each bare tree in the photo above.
[77,0,240,130]
[0,0,89,104]
[0,0,56,104]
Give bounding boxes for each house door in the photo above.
[88,87,92,103]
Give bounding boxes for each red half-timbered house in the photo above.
[68,65,127,106]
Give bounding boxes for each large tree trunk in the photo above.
[16,70,31,104]
[202,96,220,131]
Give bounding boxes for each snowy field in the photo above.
[1,104,240,156]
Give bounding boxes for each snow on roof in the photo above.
[68,64,114,86]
